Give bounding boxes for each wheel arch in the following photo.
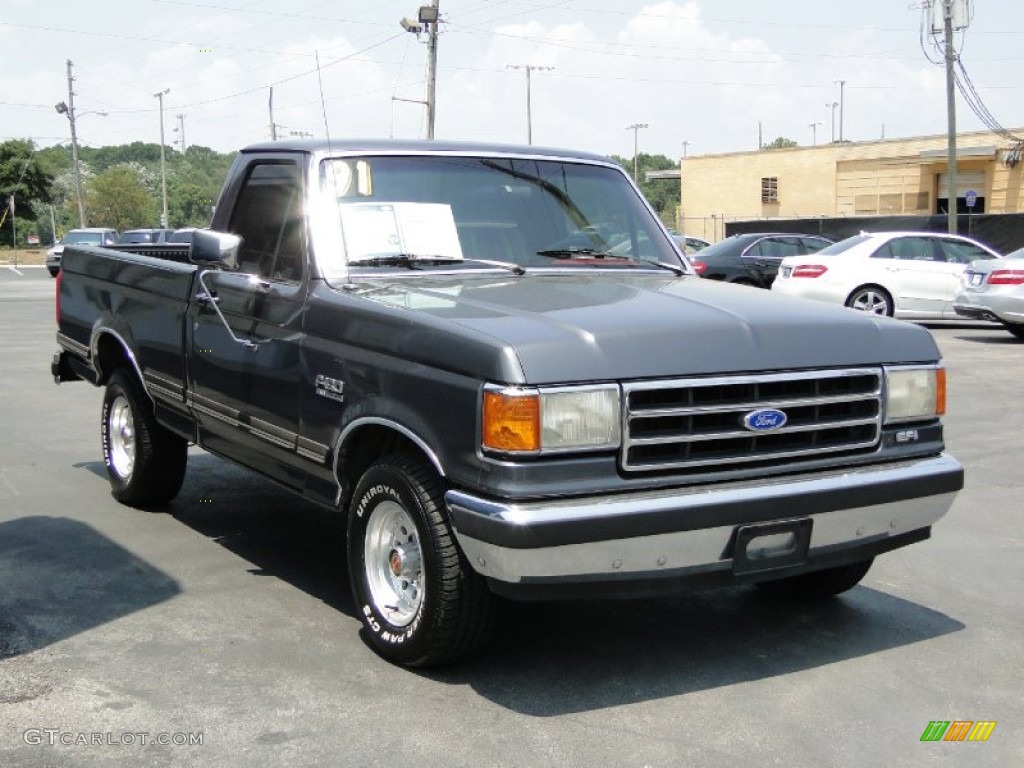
[333,418,446,512]
[91,328,148,392]
[845,283,895,311]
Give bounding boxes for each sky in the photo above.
[2,0,1022,161]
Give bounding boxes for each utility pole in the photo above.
[942,0,958,234]
[507,64,553,145]
[154,88,170,228]
[681,140,689,157]
[269,87,277,140]
[626,123,648,183]
[834,80,846,141]
[399,2,440,139]
[174,113,187,152]
[62,60,86,228]
[425,1,439,139]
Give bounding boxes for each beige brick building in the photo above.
[679,128,1024,241]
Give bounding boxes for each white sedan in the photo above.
[772,231,1000,320]
[953,249,1024,339]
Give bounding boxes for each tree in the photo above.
[0,140,55,245]
[85,166,157,231]
[764,137,798,150]
[610,152,680,226]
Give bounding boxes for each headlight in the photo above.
[884,366,945,423]
[482,385,620,454]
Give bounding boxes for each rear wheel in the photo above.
[48,268,59,278]
[347,453,496,667]
[846,286,893,316]
[755,558,874,600]
[101,369,187,507]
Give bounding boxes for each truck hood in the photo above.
[357,272,940,384]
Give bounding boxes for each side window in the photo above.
[941,240,995,264]
[875,237,934,261]
[774,238,804,258]
[227,161,305,282]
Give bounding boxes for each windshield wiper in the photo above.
[349,253,526,275]
[535,248,630,260]
[348,253,462,269]
[535,248,688,275]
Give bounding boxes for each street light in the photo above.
[626,123,648,183]
[54,103,107,228]
[506,64,553,145]
[833,80,846,142]
[809,121,823,146]
[825,101,838,143]
[154,88,170,228]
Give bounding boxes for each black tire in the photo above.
[846,286,894,316]
[1003,323,1024,340]
[755,558,874,600]
[101,369,187,508]
[48,268,59,278]
[347,453,496,667]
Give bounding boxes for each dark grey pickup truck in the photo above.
[53,139,963,666]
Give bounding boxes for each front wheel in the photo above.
[347,454,496,667]
[846,286,893,316]
[101,369,187,508]
[755,558,874,600]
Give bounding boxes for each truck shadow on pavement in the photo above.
[169,453,353,616]
[164,453,965,715]
[435,587,964,715]
[0,516,180,662]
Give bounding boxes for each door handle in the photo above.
[197,290,220,305]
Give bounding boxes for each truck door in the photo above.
[187,159,309,489]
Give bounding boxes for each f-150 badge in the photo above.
[315,374,345,403]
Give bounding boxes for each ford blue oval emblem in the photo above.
[742,409,788,431]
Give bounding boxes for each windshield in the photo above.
[314,155,681,277]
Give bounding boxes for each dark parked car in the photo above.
[690,233,833,288]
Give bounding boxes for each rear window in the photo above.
[64,231,104,245]
[815,234,873,256]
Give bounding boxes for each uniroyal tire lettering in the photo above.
[355,483,397,518]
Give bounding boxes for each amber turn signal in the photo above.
[482,390,540,452]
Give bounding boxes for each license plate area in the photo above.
[732,519,812,575]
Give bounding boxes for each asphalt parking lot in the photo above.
[1,265,1020,767]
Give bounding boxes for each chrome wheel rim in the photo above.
[851,290,890,315]
[108,395,136,479]
[364,500,423,627]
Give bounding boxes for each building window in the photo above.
[761,177,778,203]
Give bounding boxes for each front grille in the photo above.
[622,369,882,472]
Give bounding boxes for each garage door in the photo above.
[937,171,986,199]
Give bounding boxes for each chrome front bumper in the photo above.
[445,454,962,588]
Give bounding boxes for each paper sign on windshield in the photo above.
[339,202,464,262]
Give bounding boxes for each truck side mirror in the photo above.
[190,230,241,270]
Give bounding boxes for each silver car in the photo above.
[46,228,119,277]
[954,247,1024,339]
